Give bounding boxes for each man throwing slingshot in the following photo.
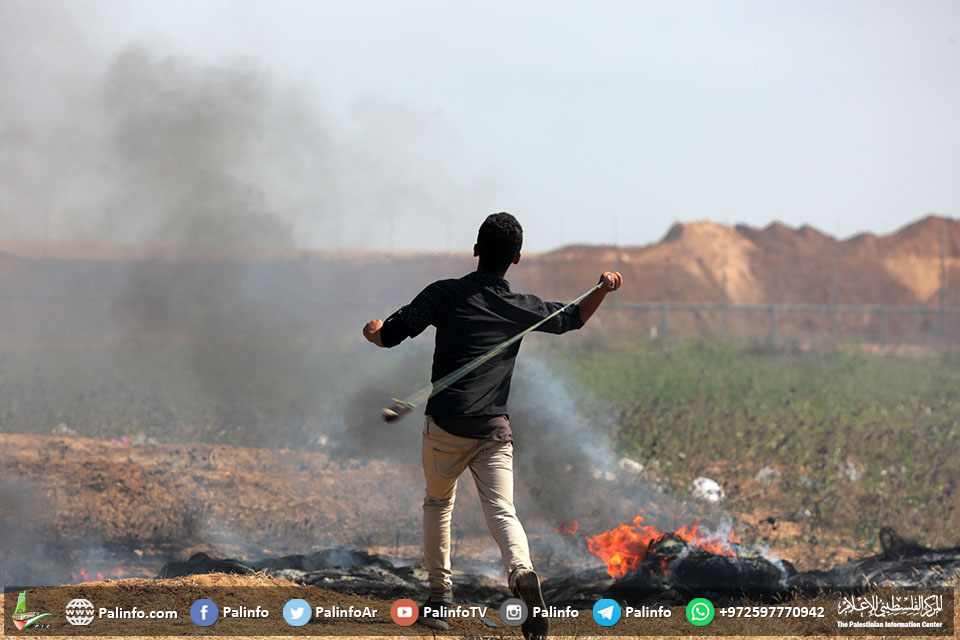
[362,212,622,639]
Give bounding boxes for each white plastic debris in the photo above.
[837,459,862,482]
[52,422,78,436]
[617,457,644,474]
[691,476,725,504]
[755,466,782,485]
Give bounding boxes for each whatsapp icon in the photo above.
[685,598,715,626]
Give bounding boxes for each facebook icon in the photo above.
[190,599,219,626]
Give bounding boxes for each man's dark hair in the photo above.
[476,212,523,273]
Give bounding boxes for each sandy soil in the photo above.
[0,432,861,582]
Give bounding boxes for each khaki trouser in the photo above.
[422,417,533,602]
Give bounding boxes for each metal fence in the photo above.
[606,301,960,349]
[1,290,958,349]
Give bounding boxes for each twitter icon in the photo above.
[283,599,311,627]
[592,599,621,626]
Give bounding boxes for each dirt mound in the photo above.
[2,214,957,312]
[526,214,960,306]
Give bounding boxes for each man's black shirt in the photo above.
[380,271,584,440]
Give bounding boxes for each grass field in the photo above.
[540,340,960,552]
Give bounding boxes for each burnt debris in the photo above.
[156,528,960,607]
[792,527,960,590]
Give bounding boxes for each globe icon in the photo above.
[65,598,95,626]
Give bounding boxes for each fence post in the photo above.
[721,269,729,338]
[950,291,956,352]
[830,255,839,343]
[769,305,778,346]
[941,300,948,350]
[880,308,888,347]
[661,305,669,342]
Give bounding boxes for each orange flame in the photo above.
[553,518,579,535]
[586,514,743,578]
[585,514,667,578]
[674,520,738,557]
[71,567,106,583]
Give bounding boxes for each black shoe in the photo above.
[511,569,549,640]
[418,601,450,630]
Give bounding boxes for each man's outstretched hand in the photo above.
[580,271,623,323]
[599,271,623,291]
[363,318,385,347]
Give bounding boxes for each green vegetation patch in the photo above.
[539,341,960,550]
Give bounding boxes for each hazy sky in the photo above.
[2,0,959,252]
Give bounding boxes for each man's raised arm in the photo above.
[579,271,623,324]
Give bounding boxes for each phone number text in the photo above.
[718,606,825,618]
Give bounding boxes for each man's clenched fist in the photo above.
[599,271,623,291]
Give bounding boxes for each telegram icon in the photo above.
[592,599,621,626]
